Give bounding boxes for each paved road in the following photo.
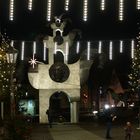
[31,122,140,140]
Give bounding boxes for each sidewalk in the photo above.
[31,122,140,140]
[31,123,106,140]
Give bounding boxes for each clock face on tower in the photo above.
[49,62,70,83]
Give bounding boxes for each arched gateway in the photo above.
[28,15,80,123]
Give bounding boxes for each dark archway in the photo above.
[50,91,70,122]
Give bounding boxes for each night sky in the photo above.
[0,0,138,40]
[0,0,139,90]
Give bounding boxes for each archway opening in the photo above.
[50,91,70,122]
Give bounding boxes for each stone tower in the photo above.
[28,15,80,123]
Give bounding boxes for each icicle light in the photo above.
[83,0,88,21]
[28,0,33,10]
[137,0,140,10]
[120,40,123,53]
[76,41,80,54]
[65,0,70,11]
[131,40,135,59]
[9,0,14,21]
[43,42,47,61]
[33,41,36,55]
[119,0,124,21]
[21,41,25,60]
[109,41,113,60]
[98,41,102,54]
[47,0,52,21]
[100,0,105,10]
[87,41,90,60]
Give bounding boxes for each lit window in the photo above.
[83,0,88,21]
[9,0,14,21]
[47,0,52,21]
[119,0,124,21]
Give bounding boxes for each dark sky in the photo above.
[0,0,138,40]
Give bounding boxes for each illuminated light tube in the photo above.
[87,41,90,60]
[131,40,135,59]
[54,42,57,54]
[10,40,14,47]
[9,0,14,21]
[43,42,47,61]
[101,0,105,10]
[137,0,140,10]
[109,41,113,60]
[21,41,25,60]
[98,41,102,54]
[65,0,70,11]
[65,42,69,62]
[120,40,123,53]
[28,0,33,10]
[119,0,124,21]
[33,41,36,55]
[47,0,52,21]
[76,41,80,54]
[83,0,88,21]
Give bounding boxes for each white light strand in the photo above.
[119,0,124,21]
[100,0,105,10]
[65,0,70,11]
[87,41,90,60]
[47,0,52,21]
[137,0,140,10]
[33,41,36,55]
[131,40,135,59]
[83,0,88,21]
[21,41,25,60]
[119,40,123,53]
[98,41,102,54]
[54,42,57,54]
[65,42,69,62]
[28,0,33,10]
[9,0,14,21]
[76,41,80,54]
[109,41,113,60]
[43,42,47,61]
[10,40,14,47]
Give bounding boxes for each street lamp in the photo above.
[6,46,18,118]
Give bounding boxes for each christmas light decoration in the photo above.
[119,0,124,21]
[137,0,140,10]
[28,0,33,10]
[9,0,14,21]
[87,41,90,60]
[29,54,38,68]
[98,41,102,54]
[47,0,52,21]
[128,25,139,94]
[33,41,36,54]
[76,41,80,54]
[109,41,113,60]
[43,42,47,61]
[83,0,88,21]
[21,41,25,60]
[100,0,105,10]
[120,40,123,53]
[131,40,135,59]
[64,0,70,11]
